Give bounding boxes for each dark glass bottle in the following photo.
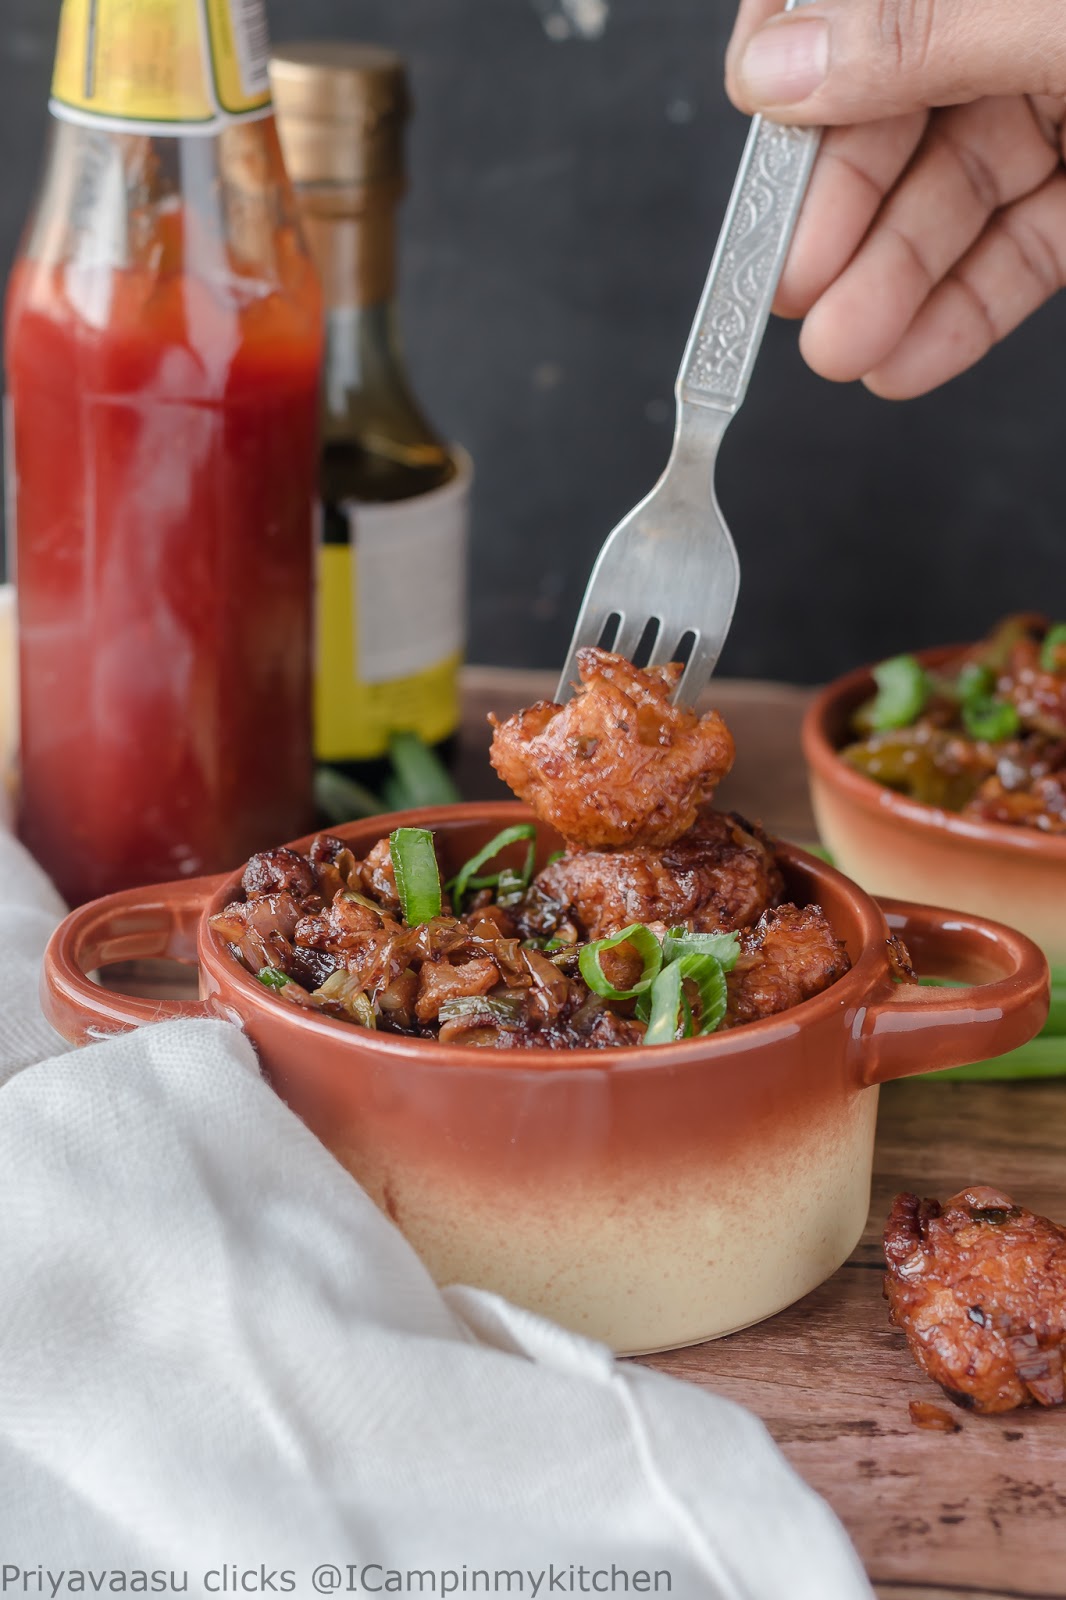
[271,42,470,787]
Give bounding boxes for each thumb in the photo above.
[728,0,1066,124]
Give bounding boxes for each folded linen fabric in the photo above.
[0,826,872,1600]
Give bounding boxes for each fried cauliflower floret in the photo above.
[724,903,851,1027]
[884,1187,1066,1414]
[530,809,782,942]
[489,648,735,850]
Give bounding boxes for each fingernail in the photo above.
[738,17,830,106]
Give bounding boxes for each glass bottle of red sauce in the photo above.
[5,0,323,905]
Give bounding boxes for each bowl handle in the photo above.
[41,877,220,1045]
[856,898,1050,1086]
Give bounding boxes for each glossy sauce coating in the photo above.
[885,1186,1066,1414]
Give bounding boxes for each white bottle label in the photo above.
[344,448,472,686]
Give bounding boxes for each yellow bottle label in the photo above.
[50,0,272,134]
[314,450,472,764]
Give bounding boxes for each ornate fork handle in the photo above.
[678,0,822,418]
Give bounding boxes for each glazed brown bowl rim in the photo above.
[199,801,892,1072]
[802,643,1066,864]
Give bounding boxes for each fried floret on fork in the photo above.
[529,809,783,942]
[884,1187,1066,1414]
[724,903,851,1026]
[488,648,735,851]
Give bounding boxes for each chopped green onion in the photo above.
[387,731,462,807]
[257,967,290,993]
[961,696,1021,743]
[579,924,663,1000]
[956,662,994,704]
[1041,624,1066,674]
[438,994,526,1027]
[641,952,729,1044]
[643,962,685,1044]
[545,849,565,868]
[495,842,537,907]
[314,767,384,823]
[389,827,442,925]
[662,928,740,971]
[312,970,378,1028]
[679,953,730,1035]
[863,654,931,731]
[449,825,537,911]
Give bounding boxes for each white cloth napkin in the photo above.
[0,827,872,1600]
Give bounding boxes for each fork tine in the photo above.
[675,634,725,707]
[644,627,680,671]
[555,600,614,702]
[610,614,651,664]
[676,637,710,706]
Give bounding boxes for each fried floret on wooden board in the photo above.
[884,1187,1066,1414]
[489,647,734,850]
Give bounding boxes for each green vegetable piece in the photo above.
[387,732,462,808]
[643,962,685,1044]
[1040,624,1066,675]
[449,825,537,911]
[662,928,740,971]
[389,827,443,925]
[961,696,1020,743]
[641,951,730,1044]
[314,767,384,823]
[495,842,537,908]
[438,994,525,1027]
[257,967,290,993]
[956,662,994,704]
[861,654,931,732]
[679,953,730,1035]
[579,924,663,1000]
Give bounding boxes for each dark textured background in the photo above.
[3,0,1064,681]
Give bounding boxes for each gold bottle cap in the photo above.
[269,42,409,187]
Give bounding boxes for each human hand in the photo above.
[726,0,1066,397]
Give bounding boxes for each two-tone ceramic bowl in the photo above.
[803,647,1066,970]
[42,803,1048,1354]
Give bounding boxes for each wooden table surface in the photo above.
[461,670,1066,1600]
[105,669,1066,1600]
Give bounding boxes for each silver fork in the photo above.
[556,0,822,706]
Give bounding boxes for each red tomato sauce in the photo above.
[6,254,322,905]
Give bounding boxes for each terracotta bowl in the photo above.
[41,802,1049,1355]
[803,647,1066,970]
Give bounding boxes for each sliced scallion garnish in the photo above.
[386,731,462,807]
[438,994,526,1026]
[257,967,290,993]
[662,928,740,971]
[495,842,537,907]
[579,923,663,1000]
[389,827,442,925]
[449,825,537,911]
[956,661,994,703]
[643,962,685,1044]
[641,952,729,1043]
[863,654,931,731]
[679,952,730,1035]
[961,696,1021,743]
[1040,624,1066,674]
